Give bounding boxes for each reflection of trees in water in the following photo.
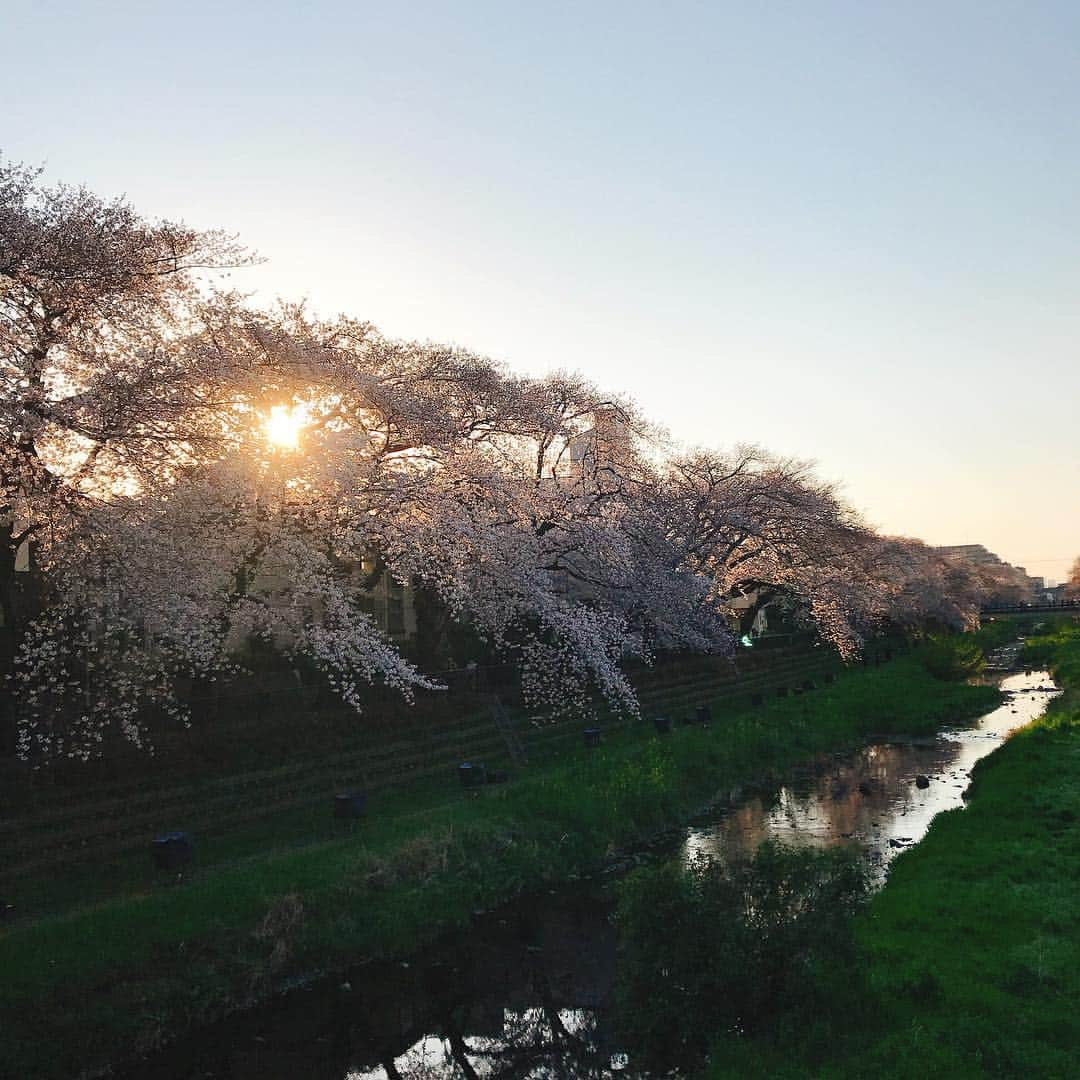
[340,898,625,1080]
[358,997,617,1079]
[686,739,967,864]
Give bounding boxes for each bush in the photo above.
[971,618,1027,650]
[921,634,985,680]
[614,841,871,1071]
[1021,620,1080,678]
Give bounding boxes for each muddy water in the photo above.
[117,669,1059,1080]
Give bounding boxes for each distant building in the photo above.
[1040,584,1068,606]
[567,405,632,484]
[229,549,417,647]
[936,544,1005,568]
[354,555,417,641]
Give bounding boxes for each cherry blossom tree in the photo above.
[376,372,736,717]
[1066,556,1080,599]
[0,157,264,642]
[848,537,985,635]
[653,448,876,654]
[14,292,747,758]
[5,160,1010,763]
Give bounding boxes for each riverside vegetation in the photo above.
[626,616,1077,1078]
[616,842,872,1070]
[0,649,1002,1078]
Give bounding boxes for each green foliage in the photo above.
[1021,619,1080,683]
[920,633,986,680]
[702,616,1080,1077]
[615,843,871,1071]
[849,670,1080,1076]
[970,616,1029,649]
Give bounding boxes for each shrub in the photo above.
[614,841,871,1071]
[921,634,985,680]
[1021,620,1080,678]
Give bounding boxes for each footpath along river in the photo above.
[116,667,1060,1080]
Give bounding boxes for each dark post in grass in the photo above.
[583,727,602,748]
[458,762,487,788]
[653,715,673,735]
[151,831,193,871]
[695,704,712,726]
[334,791,368,819]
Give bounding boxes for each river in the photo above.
[116,668,1059,1079]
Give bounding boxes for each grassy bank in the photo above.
[0,655,998,1078]
[706,619,1080,1079]
[0,646,829,916]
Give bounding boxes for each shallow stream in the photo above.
[118,668,1059,1079]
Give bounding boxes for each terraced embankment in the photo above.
[0,645,840,915]
[0,645,997,1078]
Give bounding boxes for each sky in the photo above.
[4,1,1078,581]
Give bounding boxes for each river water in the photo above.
[117,669,1059,1080]
[683,668,1059,880]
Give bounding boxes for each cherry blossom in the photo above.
[3,161,1001,761]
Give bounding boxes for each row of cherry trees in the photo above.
[1,160,1003,761]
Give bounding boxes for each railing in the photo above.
[981,601,1080,615]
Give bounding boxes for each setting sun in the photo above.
[264,404,307,449]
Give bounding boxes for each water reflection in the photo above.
[683,669,1060,880]
[118,670,1058,1079]
[346,1007,620,1079]
[120,890,628,1079]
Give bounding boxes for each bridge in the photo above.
[981,601,1080,616]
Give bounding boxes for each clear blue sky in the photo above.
[6,1,1078,580]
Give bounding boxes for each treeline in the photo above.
[0,158,1008,762]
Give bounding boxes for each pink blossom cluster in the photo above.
[0,160,998,762]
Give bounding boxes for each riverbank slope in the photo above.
[708,622,1080,1078]
[0,656,998,1078]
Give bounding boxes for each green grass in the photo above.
[0,654,999,1078]
[0,647,832,916]
[919,633,988,680]
[705,618,1080,1079]
[970,616,1041,650]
